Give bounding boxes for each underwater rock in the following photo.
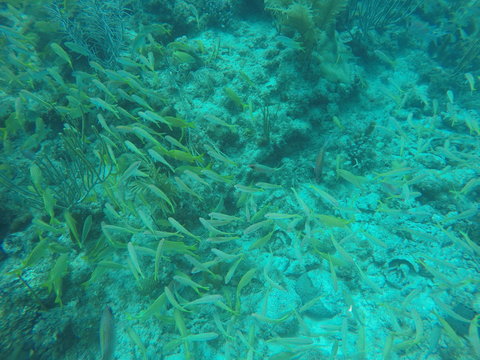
[295,269,341,320]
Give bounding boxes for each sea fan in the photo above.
[313,0,348,31]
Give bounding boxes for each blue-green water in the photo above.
[0,1,479,359]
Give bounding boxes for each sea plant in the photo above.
[0,120,114,211]
[265,0,348,54]
[49,0,128,67]
[265,0,352,82]
[344,0,422,34]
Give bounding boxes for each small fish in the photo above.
[314,137,331,182]
[332,115,344,130]
[131,94,153,110]
[446,90,454,104]
[277,35,305,52]
[173,176,203,200]
[166,135,189,152]
[92,79,116,99]
[374,167,414,179]
[64,41,90,57]
[0,24,27,39]
[127,242,145,279]
[89,61,106,73]
[124,140,145,158]
[46,67,65,87]
[207,235,240,243]
[185,294,224,307]
[90,97,119,118]
[174,274,209,294]
[248,163,282,174]
[167,149,203,163]
[204,144,236,166]
[243,219,272,235]
[164,286,190,312]
[234,184,264,193]
[255,182,282,190]
[130,126,160,146]
[211,248,241,262]
[183,332,219,342]
[168,217,202,242]
[204,114,237,130]
[315,214,352,228]
[201,169,233,184]
[184,254,217,276]
[224,87,246,110]
[208,212,241,222]
[50,42,73,69]
[337,169,367,188]
[465,73,476,92]
[308,184,339,209]
[147,184,175,212]
[126,327,147,359]
[199,217,234,235]
[148,148,175,171]
[117,57,142,68]
[264,213,300,220]
[164,116,194,128]
[173,50,196,64]
[374,49,396,67]
[138,53,154,71]
[100,306,115,360]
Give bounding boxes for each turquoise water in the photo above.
[0,1,479,359]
